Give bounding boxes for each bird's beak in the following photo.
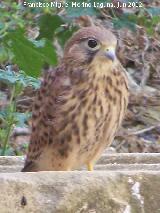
[105,48,116,61]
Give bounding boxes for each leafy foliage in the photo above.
[0,68,40,155]
[38,14,65,40]
[5,30,57,77]
[0,0,159,77]
[0,69,40,88]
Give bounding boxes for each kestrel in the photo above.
[22,26,129,172]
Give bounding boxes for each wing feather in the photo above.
[22,66,72,170]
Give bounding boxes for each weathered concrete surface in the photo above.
[0,171,160,213]
[0,154,160,213]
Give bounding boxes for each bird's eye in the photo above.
[87,39,98,49]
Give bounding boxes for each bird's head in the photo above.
[63,26,117,69]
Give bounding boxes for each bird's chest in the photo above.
[76,83,111,141]
[77,73,128,148]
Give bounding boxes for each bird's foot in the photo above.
[87,163,94,171]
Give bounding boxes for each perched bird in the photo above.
[22,26,129,172]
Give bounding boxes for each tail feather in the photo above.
[21,161,38,172]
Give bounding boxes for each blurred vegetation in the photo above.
[0,0,160,155]
[1,0,160,77]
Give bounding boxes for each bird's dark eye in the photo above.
[88,39,98,48]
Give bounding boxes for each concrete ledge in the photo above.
[99,153,160,164]
[1,153,160,172]
[0,154,160,213]
[0,171,160,213]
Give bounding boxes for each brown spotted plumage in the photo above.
[22,26,129,172]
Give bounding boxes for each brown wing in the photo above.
[22,65,72,171]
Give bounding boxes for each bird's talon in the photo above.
[87,163,94,171]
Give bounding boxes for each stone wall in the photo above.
[0,153,160,213]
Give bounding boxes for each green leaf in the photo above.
[37,39,57,65]
[0,69,17,84]
[151,16,160,25]
[146,7,160,16]
[14,112,31,127]
[0,21,4,30]
[0,129,6,140]
[56,26,79,47]
[17,71,40,89]
[113,15,136,31]
[0,147,15,156]
[146,27,154,36]
[0,69,40,88]
[0,45,8,62]
[4,30,57,77]
[38,14,64,40]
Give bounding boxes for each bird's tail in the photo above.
[21,161,38,172]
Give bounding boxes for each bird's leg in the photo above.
[87,162,94,171]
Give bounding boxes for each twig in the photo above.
[127,125,160,136]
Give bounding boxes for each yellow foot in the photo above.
[87,163,94,171]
